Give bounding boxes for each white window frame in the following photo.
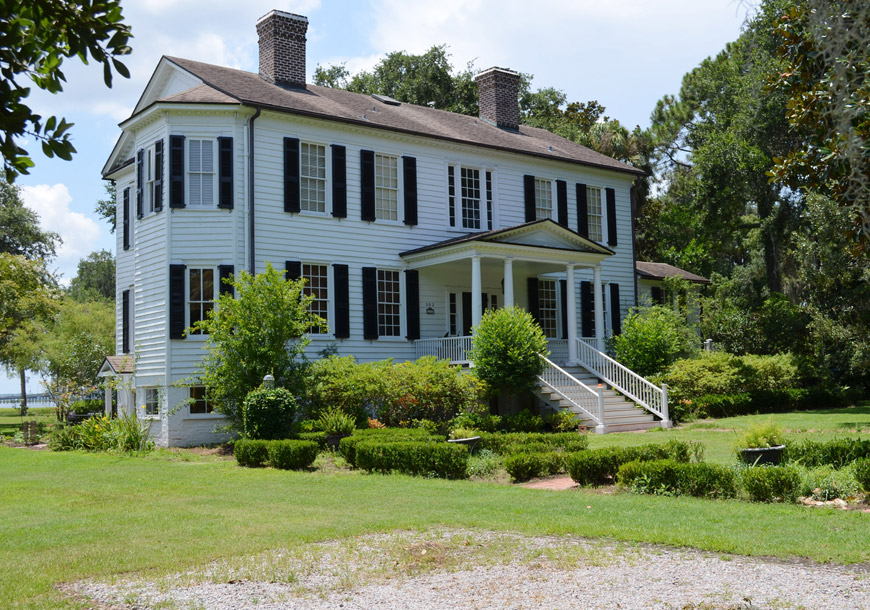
[145,145,157,214]
[586,185,604,242]
[188,385,214,415]
[299,142,328,214]
[535,177,553,221]
[143,387,159,417]
[376,268,402,338]
[187,138,217,208]
[538,278,558,338]
[448,164,494,232]
[374,153,399,221]
[302,262,330,335]
[187,266,216,336]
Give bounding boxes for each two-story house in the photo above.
[100,10,669,446]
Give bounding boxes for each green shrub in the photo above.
[503,451,566,481]
[853,458,870,492]
[304,356,391,424]
[655,352,746,403]
[547,410,580,433]
[501,409,544,433]
[616,460,737,499]
[296,431,328,450]
[740,353,799,391]
[267,440,319,470]
[242,388,297,440]
[783,437,870,468]
[799,465,861,501]
[476,432,589,456]
[71,398,103,414]
[234,439,271,467]
[740,465,801,502]
[49,414,154,453]
[567,440,699,486]
[449,412,501,433]
[297,419,321,432]
[467,449,501,478]
[735,421,785,450]
[48,423,77,451]
[354,440,469,479]
[610,305,698,377]
[449,427,479,440]
[338,428,442,467]
[318,406,356,436]
[469,306,547,395]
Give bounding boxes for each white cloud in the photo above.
[20,184,103,284]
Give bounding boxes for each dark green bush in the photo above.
[242,388,297,440]
[611,306,698,377]
[783,437,870,468]
[267,439,319,470]
[339,428,442,467]
[501,409,544,433]
[354,440,469,479]
[71,398,103,414]
[567,440,699,486]
[304,356,391,424]
[853,458,870,492]
[234,439,271,467]
[616,460,737,499]
[740,465,801,502]
[296,431,328,450]
[449,412,502,433]
[503,451,566,481]
[476,432,589,455]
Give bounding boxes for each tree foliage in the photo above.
[94,181,116,232]
[68,249,115,302]
[0,179,60,259]
[0,0,132,180]
[610,306,698,378]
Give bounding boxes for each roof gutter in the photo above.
[248,106,261,274]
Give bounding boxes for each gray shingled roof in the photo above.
[155,56,644,176]
[635,262,711,284]
[102,355,135,374]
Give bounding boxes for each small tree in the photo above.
[469,306,547,396]
[191,263,325,432]
[610,305,698,377]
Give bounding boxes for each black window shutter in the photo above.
[481,293,488,313]
[523,174,536,222]
[169,135,185,208]
[153,140,163,212]
[581,281,594,337]
[362,267,378,339]
[136,149,144,218]
[560,279,568,339]
[576,183,588,238]
[285,260,301,282]
[284,137,300,213]
[651,285,664,305]
[405,269,420,340]
[527,277,540,323]
[331,145,347,218]
[122,289,130,353]
[333,264,350,338]
[461,292,472,336]
[218,264,234,297]
[402,156,418,226]
[169,264,187,339]
[610,283,622,335]
[556,180,568,227]
[360,150,375,221]
[122,187,130,251]
[218,137,233,209]
[606,187,617,246]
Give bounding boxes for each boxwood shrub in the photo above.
[268,439,319,470]
[354,440,469,479]
[567,440,699,486]
[783,437,870,469]
[503,451,566,481]
[740,465,801,502]
[234,439,271,467]
[339,428,443,467]
[477,432,589,456]
[616,460,737,499]
[853,458,870,492]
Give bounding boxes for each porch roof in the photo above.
[97,355,135,377]
[400,220,614,268]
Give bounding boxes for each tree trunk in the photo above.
[18,368,27,415]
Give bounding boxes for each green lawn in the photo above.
[3,404,870,610]
[0,407,55,437]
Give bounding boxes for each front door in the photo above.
[458,291,499,336]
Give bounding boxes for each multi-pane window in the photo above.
[448,166,456,227]
[448,292,457,335]
[300,143,326,212]
[460,167,481,229]
[538,279,558,338]
[189,385,213,414]
[587,186,603,242]
[188,268,215,334]
[485,171,493,230]
[377,269,401,337]
[535,178,552,220]
[375,154,398,220]
[188,139,215,207]
[145,146,157,214]
[303,263,328,332]
[144,388,159,416]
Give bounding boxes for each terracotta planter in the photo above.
[738,444,786,466]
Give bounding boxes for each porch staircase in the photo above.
[534,362,663,433]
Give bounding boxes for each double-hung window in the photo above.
[145,146,157,214]
[375,154,398,220]
[449,165,493,230]
[188,139,215,207]
[300,143,326,212]
[460,167,481,229]
[144,388,159,416]
[303,263,329,333]
[188,267,215,334]
[538,279,558,338]
[189,386,213,414]
[535,178,553,220]
[377,269,401,337]
[586,186,603,242]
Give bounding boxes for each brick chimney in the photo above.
[475,67,520,131]
[256,10,308,88]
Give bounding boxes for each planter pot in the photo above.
[738,444,786,466]
[325,433,349,452]
[448,436,481,454]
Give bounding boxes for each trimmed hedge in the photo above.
[567,440,700,486]
[477,432,589,456]
[296,431,328,450]
[783,437,870,469]
[674,387,851,423]
[234,439,271,468]
[354,440,469,479]
[503,452,566,481]
[339,428,443,467]
[268,440,319,470]
[740,465,801,503]
[616,460,737,499]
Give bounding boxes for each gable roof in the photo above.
[135,56,644,177]
[97,355,135,376]
[635,261,711,285]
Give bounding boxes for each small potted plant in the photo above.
[447,427,482,453]
[735,421,786,465]
[318,406,356,451]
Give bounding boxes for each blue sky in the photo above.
[4,0,751,394]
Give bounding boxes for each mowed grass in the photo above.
[0,407,55,437]
[3,409,870,610]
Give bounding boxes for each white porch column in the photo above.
[593,265,605,351]
[471,255,482,330]
[503,258,514,308]
[566,264,578,364]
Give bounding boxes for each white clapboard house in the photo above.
[99,10,671,446]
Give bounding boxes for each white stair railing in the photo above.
[537,355,605,429]
[575,338,670,424]
[414,336,472,364]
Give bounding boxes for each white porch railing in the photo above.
[415,336,473,364]
[575,337,670,424]
[546,339,569,364]
[537,355,604,428]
